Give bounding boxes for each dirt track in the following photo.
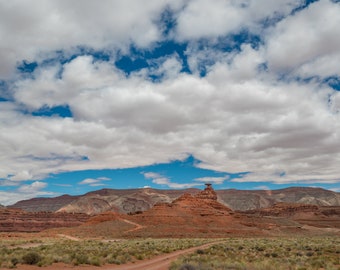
[121,218,145,233]
[16,241,219,270]
[103,241,218,270]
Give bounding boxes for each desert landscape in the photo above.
[2,1,340,269]
[1,184,339,269]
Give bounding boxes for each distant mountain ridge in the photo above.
[2,185,339,235]
[9,187,340,215]
[10,194,81,212]
[216,187,340,211]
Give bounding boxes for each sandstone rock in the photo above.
[8,186,340,215]
[0,208,89,232]
[243,203,319,217]
[195,183,218,201]
[10,194,79,212]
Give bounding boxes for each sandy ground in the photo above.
[15,241,219,270]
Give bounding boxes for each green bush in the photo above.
[196,249,205,254]
[10,258,19,266]
[179,264,197,270]
[22,252,42,265]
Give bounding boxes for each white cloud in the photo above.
[0,0,340,197]
[0,0,185,79]
[0,181,56,206]
[0,190,55,206]
[194,176,229,184]
[143,172,200,188]
[0,180,19,187]
[175,0,245,40]
[2,49,340,185]
[0,192,23,206]
[79,177,111,186]
[18,181,47,193]
[254,185,270,190]
[329,92,340,114]
[232,173,340,185]
[265,0,340,73]
[175,0,304,41]
[147,55,183,80]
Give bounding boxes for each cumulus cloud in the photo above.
[254,185,271,190]
[174,0,304,41]
[143,172,200,188]
[0,181,55,205]
[17,181,47,193]
[265,0,340,74]
[194,176,229,184]
[331,187,340,192]
[2,47,340,184]
[0,0,340,196]
[0,0,184,79]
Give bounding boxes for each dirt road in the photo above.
[102,241,217,270]
[121,218,145,233]
[16,241,220,270]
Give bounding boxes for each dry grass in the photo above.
[170,237,340,270]
[1,235,339,269]
[0,237,210,268]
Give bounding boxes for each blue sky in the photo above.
[0,0,340,205]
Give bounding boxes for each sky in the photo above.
[0,0,340,205]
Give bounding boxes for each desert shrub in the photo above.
[179,263,197,270]
[71,253,89,265]
[170,237,340,270]
[305,251,314,257]
[310,259,324,268]
[135,254,145,260]
[255,246,265,252]
[10,257,18,266]
[22,252,41,265]
[89,256,101,266]
[271,252,278,258]
[196,249,205,254]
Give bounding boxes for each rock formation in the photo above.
[217,187,340,211]
[243,203,319,217]
[9,186,340,214]
[2,185,339,237]
[55,188,195,215]
[195,183,218,201]
[240,203,340,229]
[0,208,90,232]
[118,184,241,237]
[10,194,79,212]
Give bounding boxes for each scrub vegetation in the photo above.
[0,236,339,269]
[0,237,210,268]
[170,237,340,270]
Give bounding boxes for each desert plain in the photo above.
[1,185,339,270]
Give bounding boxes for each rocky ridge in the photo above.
[242,203,340,229]
[8,186,340,215]
[56,188,194,215]
[0,208,89,232]
[78,184,329,238]
[242,203,320,217]
[1,185,339,236]
[11,194,80,212]
[216,187,340,211]
[109,184,244,237]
